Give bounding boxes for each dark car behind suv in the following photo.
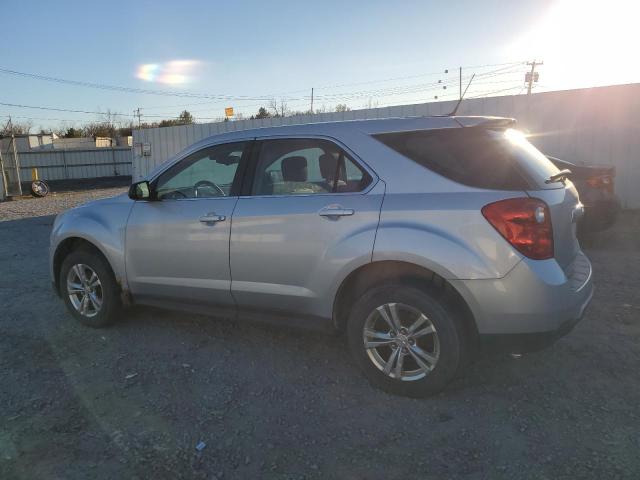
[547,155,620,233]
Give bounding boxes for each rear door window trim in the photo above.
[240,136,378,198]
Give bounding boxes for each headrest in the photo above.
[282,156,307,182]
[319,153,338,180]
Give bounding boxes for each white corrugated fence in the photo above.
[17,147,132,181]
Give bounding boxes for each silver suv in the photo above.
[50,116,593,397]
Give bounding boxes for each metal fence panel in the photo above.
[17,147,132,181]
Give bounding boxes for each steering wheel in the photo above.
[161,189,187,199]
[194,180,225,197]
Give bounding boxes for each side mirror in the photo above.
[129,180,152,200]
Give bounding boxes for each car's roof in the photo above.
[191,115,515,145]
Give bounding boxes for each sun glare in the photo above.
[508,0,640,90]
[135,60,201,85]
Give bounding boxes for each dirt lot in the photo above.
[1,191,639,479]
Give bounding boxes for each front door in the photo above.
[125,141,251,308]
[230,137,384,322]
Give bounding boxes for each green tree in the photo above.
[158,110,195,127]
[63,127,83,138]
[254,107,271,119]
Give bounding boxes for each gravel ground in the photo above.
[0,187,127,222]
[1,192,639,479]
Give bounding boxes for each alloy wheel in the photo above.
[363,302,440,381]
[66,264,103,318]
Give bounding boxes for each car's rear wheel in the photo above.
[347,284,464,397]
[59,249,121,327]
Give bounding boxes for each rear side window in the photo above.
[373,128,534,190]
[251,138,372,196]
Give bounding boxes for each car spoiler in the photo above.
[453,116,517,129]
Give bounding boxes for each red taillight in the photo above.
[586,174,614,193]
[482,198,554,260]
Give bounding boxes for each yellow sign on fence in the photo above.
[225,107,234,117]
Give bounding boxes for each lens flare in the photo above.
[135,60,201,85]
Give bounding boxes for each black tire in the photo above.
[59,248,122,328]
[347,284,466,398]
[30,180,50,197]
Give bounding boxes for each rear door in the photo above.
[229,137,384,321]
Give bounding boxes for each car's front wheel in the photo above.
[59,248,121,327]
[347,284,465,397]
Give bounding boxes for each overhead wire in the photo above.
[0,62,529,125]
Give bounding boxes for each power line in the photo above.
[0,66,281,101]
[0,61,528,124]
[183,67,527,115]
[467,85,523,99]
[0,114,86,123]
[0,62,526,111]
[300,61,524,92]
[147,65,525,116]
[0,100,220,121]
[0,101,132,117]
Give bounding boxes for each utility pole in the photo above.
[6,116,22,196]
[134,108,142,127]
[526,60,543,95]
[459,67,462,100]
[310,88,314,114]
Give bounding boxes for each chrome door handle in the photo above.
[318,205,355,217]
[199,213,226,224]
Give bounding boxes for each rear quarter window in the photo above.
[373,128,535,191]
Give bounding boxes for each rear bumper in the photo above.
[451,251,593,342]
[479,288,592,353]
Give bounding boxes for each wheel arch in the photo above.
[332,260,478,343]
[53,236,117,296]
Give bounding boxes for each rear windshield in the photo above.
[373,127,560,190]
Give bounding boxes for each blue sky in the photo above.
[1,0,636,131]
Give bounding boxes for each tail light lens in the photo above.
[482,198,554,260]
[586,174,614,193]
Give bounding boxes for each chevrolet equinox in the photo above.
[50,116,593,397]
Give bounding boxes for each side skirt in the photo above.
[132,295,336,334]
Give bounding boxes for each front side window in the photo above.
[155,142,248,200]
[252,138,371,196]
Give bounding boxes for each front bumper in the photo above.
[451,251,593,344]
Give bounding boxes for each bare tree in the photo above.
[364,98,379,109]
[268,98,289,118]
[268,99,279,117]
[2,119,33,135]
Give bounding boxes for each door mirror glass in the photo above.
[129,180,151,200]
